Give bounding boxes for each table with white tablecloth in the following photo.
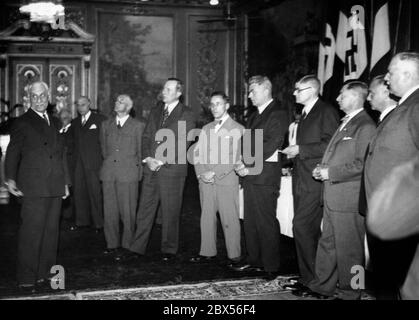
[239,176,294,238]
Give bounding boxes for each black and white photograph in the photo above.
[0,0,418,305]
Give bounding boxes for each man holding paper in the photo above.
[282,75,339,291]
[233,75,288,280]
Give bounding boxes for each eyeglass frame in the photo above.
[294,86,313,93]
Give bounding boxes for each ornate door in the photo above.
[9,57,81,118]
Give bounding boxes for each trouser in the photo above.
[17,197,62,285]
[102,181,138,249]
[199,183,241,259]
[308,204,365,300]
[130,173,186,255]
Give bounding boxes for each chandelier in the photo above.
[19,0,65,25]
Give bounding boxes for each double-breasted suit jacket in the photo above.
[5,108,69,285]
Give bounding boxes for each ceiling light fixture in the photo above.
[209,0,219,6]
[19,0,65,25]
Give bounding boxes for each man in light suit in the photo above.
[191,91,244,264]
[282,75,340,290]
[303,81,376,299]
[71,96,107,232]
[100,94,145,259]
[5,81,70,291]
[364,52,419,299]
[129,78,196,261]
[233,75,288,280]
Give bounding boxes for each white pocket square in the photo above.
[342,136,353,141]
[89,124,97,129]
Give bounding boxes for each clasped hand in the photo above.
[199,171,215,184]
[234,161,249,177]
[143,157,163,172]
[312,164,329,181]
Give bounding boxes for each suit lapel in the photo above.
[250,101,275,129]
[162,102,183,128]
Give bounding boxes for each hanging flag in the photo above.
[336,2,368,82]
[370,1,391,75]
[318,23,336,95]
[317,0,342,99]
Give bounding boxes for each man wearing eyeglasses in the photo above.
[5,81,70,292]
[282,75,339,293]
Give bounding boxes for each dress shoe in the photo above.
[291,287,312,297]
[162,253,176,262]
[263,271,280,281]
[118,250,143,261]
[230,263,263,272]
[103,248,119,255]
[305,290,333,300]
[284,282,308,291]
[189,255,216,263]
[17,284,36,294]
[69,225,89,231]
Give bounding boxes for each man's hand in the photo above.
[312,165,329,181]
[282,145,299,159]
[234,161,249,177]
[143,157,163,171]
[62,184,70,200]
[199,171,215,184]
[6,179,23,197]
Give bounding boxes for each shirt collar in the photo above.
[398,85,419,105]
[32,108,48,120]
[215,113,230,126]
[344,108,363,122]
[82,110,91,122]
[257,98,273,115]
[165,101,179,114]
[116,114,130,127]
[59,123,71,133]
[379,104,397,122]
[302,97,319,116]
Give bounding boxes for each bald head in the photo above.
[385,52,419,97]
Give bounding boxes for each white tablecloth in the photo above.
[239,176,294,238]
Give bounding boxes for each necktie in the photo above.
[339,115,350,131]
[301,111,307,119]
[117,120,122,129]
[161,105,169,127]
[43,113,50,126]
[81,116,86,126]
[218,120,222,125]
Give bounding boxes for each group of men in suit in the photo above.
[281,52,419,300]
[5,52,418,299]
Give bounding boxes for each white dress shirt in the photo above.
[398,85,419,105]
[214,113,230,133]
[301,97,319,118]
[116,114,130,127]
[257,98,273,115]
[339,108,363,131]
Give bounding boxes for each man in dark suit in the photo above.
[5,81,70,291]
[58,108,75,220]
[364,52,419,299]
[129,78,196,261]
[100,94,145,258]
[233,75,288,280]
[282,75,340,290]
[70,96,107,232]
[304,81,376,299]
[367,158,419,300]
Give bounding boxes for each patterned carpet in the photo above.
[3,275,376,300]
[5,276,299,300]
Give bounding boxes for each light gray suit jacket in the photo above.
[194,116,244,186]
[322,110,376,213]
[100,116,145,183]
